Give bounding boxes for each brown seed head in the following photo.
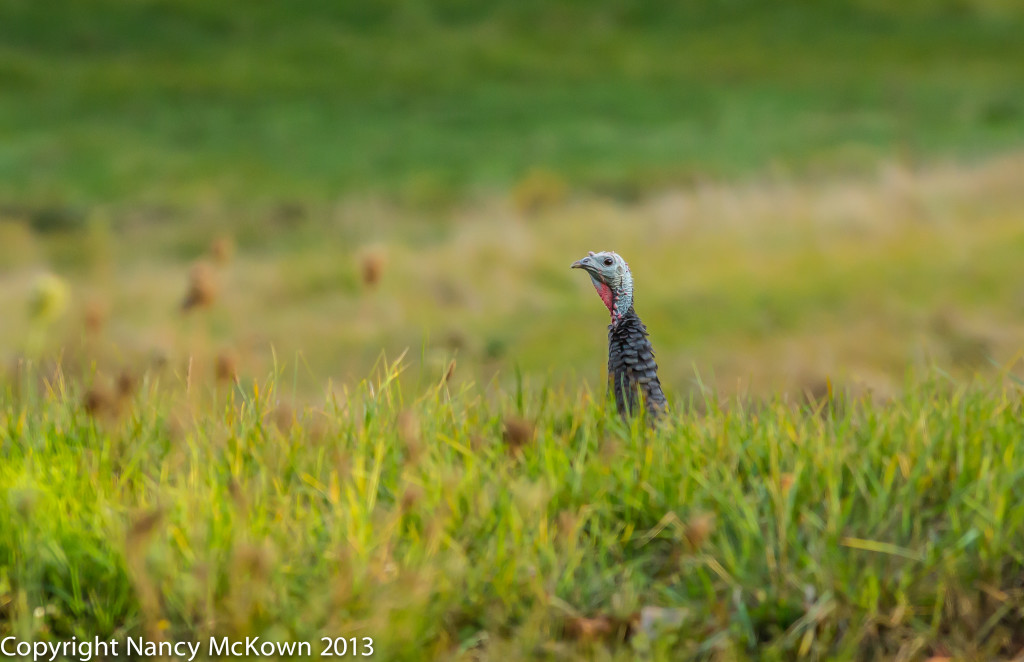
[116,370,137,400]
[149,349,170,372]
[83,299,108,334]
[215,350,238,383]
[234,542,274,581]
[227,478,248,511]
[400,485,424,513]
[443,329,467,351]
[272,403,294,432]
[127,508,164,548]
[564,615,615,641]
[443,359,456,384]
[502,416,535,453]
[360,251,384,288]
[684,512,716,549]
[83,384,114,418]
[181,261,217,312]
[557,510,579,537]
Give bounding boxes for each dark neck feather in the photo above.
[607,307,667,420]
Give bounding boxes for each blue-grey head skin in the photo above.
[570,251,634,322]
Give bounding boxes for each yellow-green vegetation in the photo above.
[4,1,1024,658]
[3,361,1024,660]
[3,154,1024,399]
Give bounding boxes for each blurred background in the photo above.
[2,0,1024,401]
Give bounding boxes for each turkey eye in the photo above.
[603,258,613,266]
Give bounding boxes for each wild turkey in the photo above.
[571,251,668,420]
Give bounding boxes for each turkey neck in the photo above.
[610,279,633,323]
[606,306,668,419]
[608,307,648,365]
[611,286,632,322]
[590,271,633,323]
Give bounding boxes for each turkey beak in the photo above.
[570,257,588,270]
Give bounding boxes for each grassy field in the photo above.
[3,365,1024,660]
[4,0,1024,659]
[1,0,1024,399]
[3,152,1024,402]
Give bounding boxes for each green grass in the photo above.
[4,4,1024,657]
[1,0,1023,206]
[3,362,1024,660]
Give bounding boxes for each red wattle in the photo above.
[594,282,615,313]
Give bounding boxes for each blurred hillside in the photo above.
[1,0,1024,398]
[1,0,1022,205]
